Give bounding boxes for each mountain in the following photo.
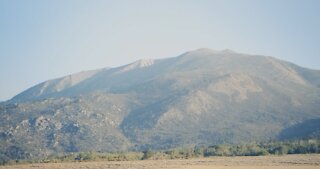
[1,48,320,159]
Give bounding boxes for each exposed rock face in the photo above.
[1,49,320,159]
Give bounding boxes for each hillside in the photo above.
[1,48,320,159]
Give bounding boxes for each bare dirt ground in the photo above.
[1,154,319,169]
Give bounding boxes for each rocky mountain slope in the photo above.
[1,48,320,159]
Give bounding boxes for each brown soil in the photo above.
[1,154,319,169]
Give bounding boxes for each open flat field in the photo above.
[1,154,319,169]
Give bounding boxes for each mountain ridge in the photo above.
[9,48,320,103]
[10,48,318,100]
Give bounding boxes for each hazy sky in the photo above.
[1,0,320,101]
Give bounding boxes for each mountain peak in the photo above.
[117,59,155,73]
[221,49,235,53]
[185,48,236,56]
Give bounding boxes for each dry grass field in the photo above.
[1,154,319,169]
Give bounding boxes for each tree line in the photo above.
[1,139,319,165]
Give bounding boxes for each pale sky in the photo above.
[1,0,320,101]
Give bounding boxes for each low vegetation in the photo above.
[1,139,319,166]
